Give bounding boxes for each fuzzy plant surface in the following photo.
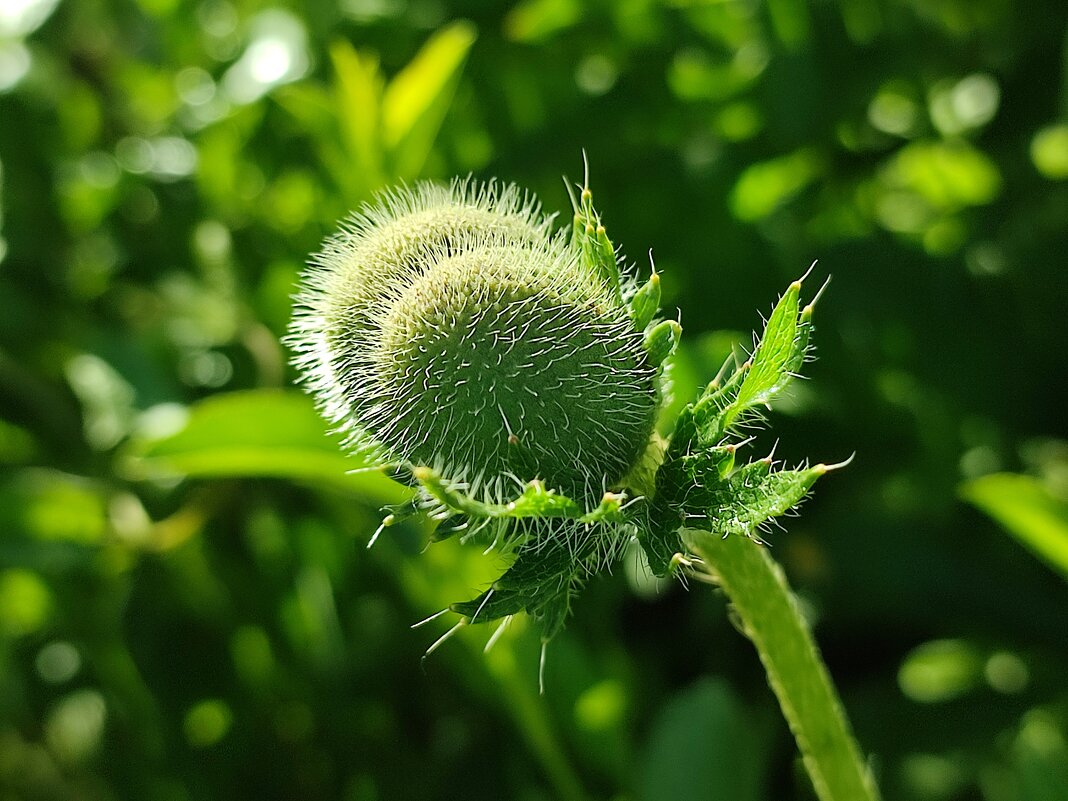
[290,172,836,645]
[290,169,880,801]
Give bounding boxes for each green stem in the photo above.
[685,529,881,801]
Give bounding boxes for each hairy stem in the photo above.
[685,529,880,801]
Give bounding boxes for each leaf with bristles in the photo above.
[414,466,584,519]
[451,533,595,630]
[693,460,842,540]
[688,272,824,447]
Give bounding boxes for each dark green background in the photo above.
[1,0,1066,799]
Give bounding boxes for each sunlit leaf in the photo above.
[730,149,822,221]
[698,462,825,539]
[125,390,407,505]
[329,40,386,197]
[273,83,333,136]
[382,21,476,179]
[504,0,581,42]
[881,140,1001,210]
[1009,710,1068,800]
[1031,125,1068,180]
[898,639,984,703]
[638,678,768,801]
[767,0,812,48]
[960,473,1068,582]
[0,568,53,638]
[691,277,813,444]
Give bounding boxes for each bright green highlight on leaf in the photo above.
[960,472,1068,582]
[730,149,822,221]
[125,390,407,505]
[278,23,476,205]
[0,469,107,544]
[382,22,477,177]
[184,699,233,748]
[881,140,1001,210]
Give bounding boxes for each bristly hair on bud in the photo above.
[287,167,839,663]
[288,178,662,506]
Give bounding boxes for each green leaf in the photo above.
[504,0,583,42]
[960,473,1068,582]
[730,149,822,221]
[329,40,386,196]
[124,390,406,506]
[732,281,802,412]
[690,276,815,446]
[637,678,769,801]
[382,21,477,179]
[1008,709,1068,801]
[450,584,529,622]
[272,83,333,137]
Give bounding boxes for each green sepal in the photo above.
[450,585,528,622]
[690,460,827,539]
[645,320,681,366]
[637,515,684,578]
[567,175,624,305]
[680,443,741,486]
[578,491,629,524]
[431,513,471,543]
[630,270,661,331]
[414,467,583,520]
[367,497,423,548]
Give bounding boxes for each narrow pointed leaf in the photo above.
[329,40,385,196]
[689,278,811,446]
[382,21,477,178]
[961,473,1068,582]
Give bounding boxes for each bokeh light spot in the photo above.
[0,569,52,637]
[899,639,982,703]
[36,642,82,684]
[1030,125,1068,180]
[184,699,233,748]
[45,690,107,765]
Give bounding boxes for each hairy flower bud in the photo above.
[289,180,661,501]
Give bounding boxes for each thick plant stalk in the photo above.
[685,529,881,801]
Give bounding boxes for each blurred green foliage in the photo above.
[1,0,1067,799]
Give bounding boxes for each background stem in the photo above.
[685,529,881,801]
